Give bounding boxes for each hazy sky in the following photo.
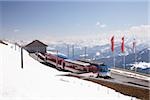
[0,0,149,41]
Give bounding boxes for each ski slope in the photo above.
[0,42,136,100]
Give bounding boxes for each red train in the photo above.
[36,51,110,78]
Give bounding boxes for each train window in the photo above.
[63,62,65,67]
[58,60,61,64]
[97,65,109,72]
[101,66,109,72]
[100,64,105,66]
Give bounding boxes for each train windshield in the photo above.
[98,64,109,72]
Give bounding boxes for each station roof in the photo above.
[25,40,48,47]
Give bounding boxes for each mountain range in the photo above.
[47,38,149,74]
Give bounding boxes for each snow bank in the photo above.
[131,62,150,69]
[0,42,136,100]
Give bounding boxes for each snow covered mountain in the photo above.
[47,37,149,60]
[0,41,136,100]
[95,48,150,74]
[46,37,149,74]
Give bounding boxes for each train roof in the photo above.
[78,59,104,66]
[65,59,90,66]
[47,51,68,59]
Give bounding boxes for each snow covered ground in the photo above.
[130,62,150,69]
[0,42,136,100]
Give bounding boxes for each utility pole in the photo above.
[67,45,69,58]
[149,49,150,63]
[36,50,39,61]
[133,38,136,64]
[21,47,23,69]
[133,38,136,72]
[134,50,136,64]
[72,45,74,59]
[15,42,16,51]
[84,47,87,60]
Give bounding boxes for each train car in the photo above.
[78,60,111,78]
[36,51,110,78]
[45,52,68,70]
[96,63,111,78]
[64,59,97,74]
[35,52,46,61]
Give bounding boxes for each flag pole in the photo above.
[123,53,125,69]
[121,36,125,69]
[113,51,115,68]
[111,36,115,68]
[133,38,136,72]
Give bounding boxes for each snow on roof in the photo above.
[47,50,68,59]
[0,42,136,100]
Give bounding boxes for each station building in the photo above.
[25,40,48,53]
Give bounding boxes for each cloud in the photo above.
[100,24,107,28]
[129,25,150,34]
[96,22,100,26]
[13,29,20,33]
[20,24,149,44]
[96,21,107,28]
[107,25,150,41]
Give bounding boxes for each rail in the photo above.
[111,68,150,81]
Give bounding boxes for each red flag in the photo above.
[133,39,136,53]
[111,36,114,52]
[121,37,124,53]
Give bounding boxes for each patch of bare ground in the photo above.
[66,74,150,100]
[86,78,150,100]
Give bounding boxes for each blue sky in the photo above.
[0,0,149,41]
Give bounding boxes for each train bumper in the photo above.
[98,72,111,77]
